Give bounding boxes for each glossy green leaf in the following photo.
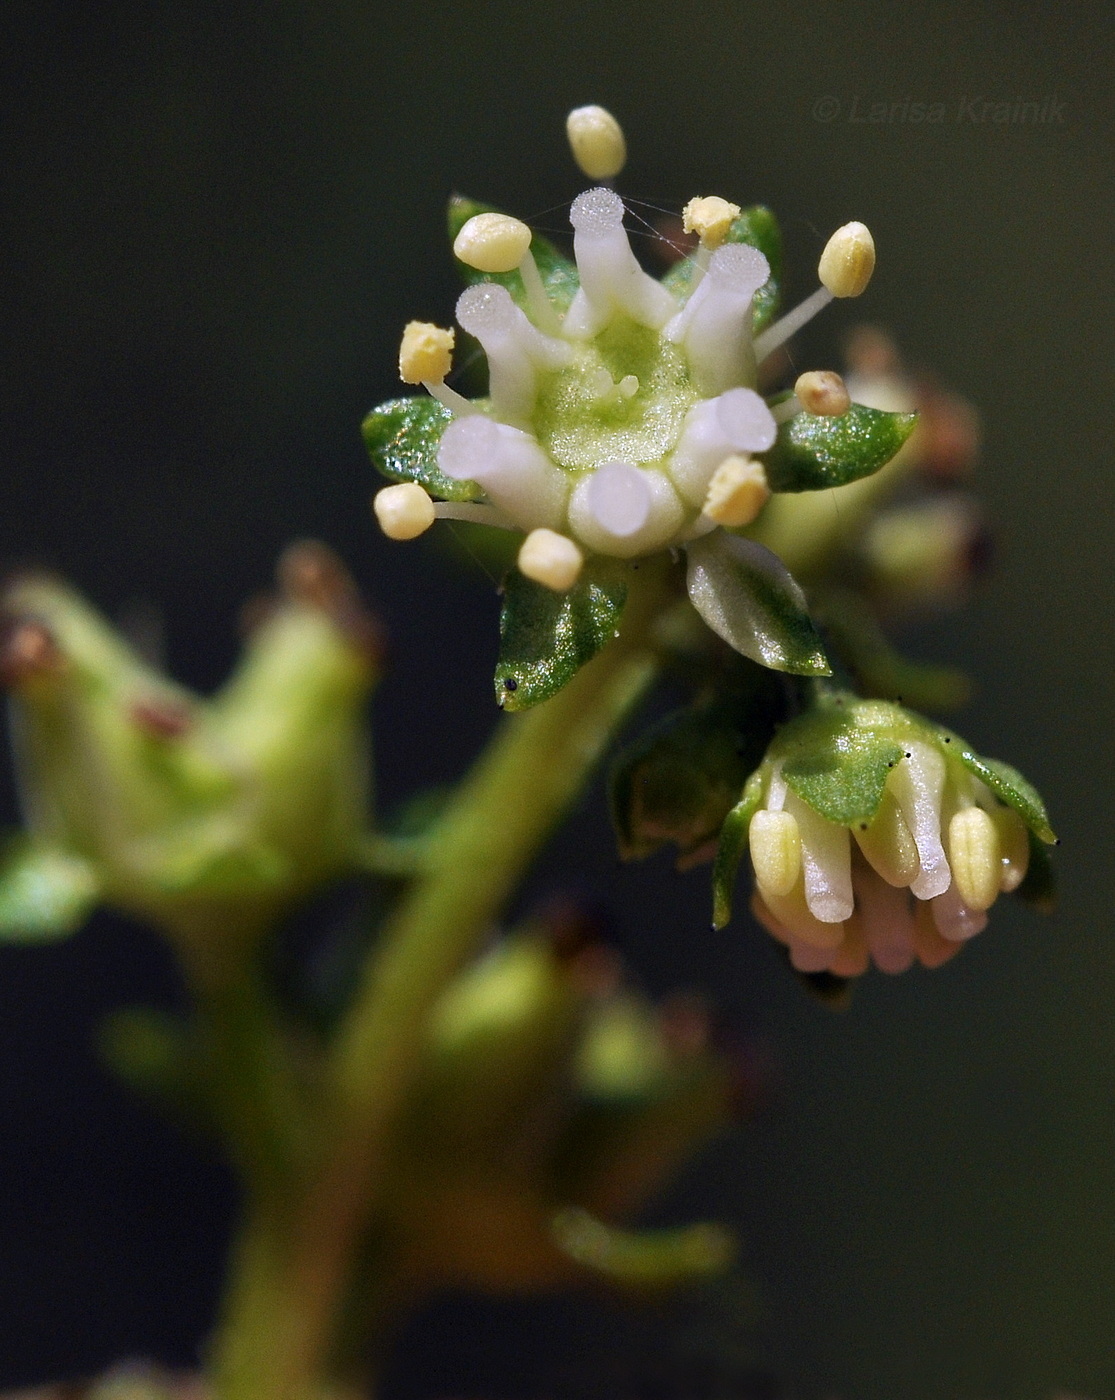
[610,707,748,862]
[685,533,830,676]
[781,716,905,826]
[711,770,764,929]
[662,205,783,330]
[362,395,481,502]
[762,404,917,493]
[495,563,628,711]
[949,742,1056,844]
[0,840,99,942]
[448,195,580,313]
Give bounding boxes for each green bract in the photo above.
[762,403,918,493]
[495,562,628,710]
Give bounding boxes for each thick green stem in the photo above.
[206,560,674,1399]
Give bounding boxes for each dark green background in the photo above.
[1,2,1112,1395]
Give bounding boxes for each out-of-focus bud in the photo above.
[862,495,991,614]
[0,546,381,947]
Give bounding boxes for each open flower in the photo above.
[714,696,1056,977]
[365,107,918,708]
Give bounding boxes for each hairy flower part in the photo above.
[734,699,1053,977]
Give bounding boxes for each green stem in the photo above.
[206,559,674,1399]
[179,937,307,1200]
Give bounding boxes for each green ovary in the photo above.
[532,318,696,473]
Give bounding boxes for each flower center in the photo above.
[531,316,697,473]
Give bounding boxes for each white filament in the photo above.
[455,283,571,424]
[437,415,569,530]
[665,244,769,395]
[563,188,677,338]
[753,285,834,363]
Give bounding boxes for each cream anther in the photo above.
[373,483,436,540]
[795,370,851,416]
[682,196,741,249]
[518,529,584,591]
[398,321,454,385]
[566,105,627,181]
[818,221,876,297]
[452,213,533,273]
[702,455,770,528]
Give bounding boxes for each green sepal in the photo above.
[781,715,905,826]
[1014,829,1056,913]
[362,395,481,502]
[448,195,580,313]
[685,533,830,676]
[947,741,1056,844]
[552,1207,734,1289]
[762,404,917,494]
[495,562,628,711]
[610,707,749,863]
[711,770,764,929]
[662,205,783,331]
[0,839,100,942]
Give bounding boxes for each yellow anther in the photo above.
[794,370,851,417]
[565,104,627,180]
[749,809,802,899]
[682,196,742,249]
[517,529,584,591]
[372,483,436,541]
[947,806,1002,911]
[989,804,1031,892]
[398,321,455,385]
[702,455,771,528]
[452,213,534,274]
[818,221,876,298]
